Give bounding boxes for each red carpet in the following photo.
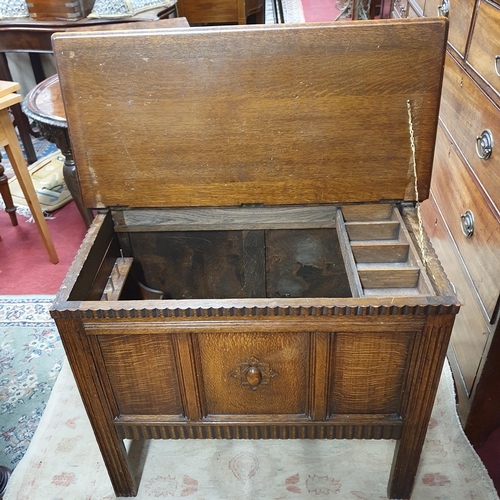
[0,201,87,295]
[302,0,341,21]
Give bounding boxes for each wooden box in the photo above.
[26,0,94,20]
[50,19,457,499]
[176,0,265,25]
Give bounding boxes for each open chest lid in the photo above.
[53,18,447,210]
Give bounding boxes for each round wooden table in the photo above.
[22,74,93,228]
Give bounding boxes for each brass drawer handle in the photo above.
[438,0,449,16]
[476,130,493,160]
[496,56,500,77]
[460,210,475,238]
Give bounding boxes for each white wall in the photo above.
[6,53,57,96]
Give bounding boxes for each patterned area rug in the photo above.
[5,151,71,216]
[0,134,58,175]
[4,359,498,499]
[0,135,68,218]
[0,296,64,469]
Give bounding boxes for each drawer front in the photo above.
[97,334,184,417]
[440,53,500,212]
[468,0,500,95]
[421,196,491,394]
[197,332,310,416]
[179,0,239,23]
[447,0,475,56]
[430,125,500,321]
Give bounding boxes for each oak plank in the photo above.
[112,206,338,232]
[54,19,447,209]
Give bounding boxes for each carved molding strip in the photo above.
[115,423,403,441]
[51,302,460,320]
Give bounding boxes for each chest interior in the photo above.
[68,202,434,303]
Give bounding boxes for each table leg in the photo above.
[32,121,93,229]
[0,109,58,264]
[0,54,38,165]
[387,314,454,499]
[63,154,94,229]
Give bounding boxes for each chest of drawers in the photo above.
[50,20,457,499]
[396,0,500,445]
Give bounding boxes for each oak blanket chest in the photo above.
[50,19,458,499]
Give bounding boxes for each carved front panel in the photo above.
[97,334,184,417]
[196,332,310,416]
[329,331,415,415]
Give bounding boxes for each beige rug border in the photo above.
[5,357,499,499]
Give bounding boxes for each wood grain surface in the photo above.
[431,125,500,321]
[467,0,500,95]
[439,53,500,214]
[53,19,447,209]
[421,194,489,396]
[437,0,474,56]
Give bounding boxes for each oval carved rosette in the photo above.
[229,356,277,390]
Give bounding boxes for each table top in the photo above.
[0,7,178,52]
[0,80,20,98]
[22,74,65,127]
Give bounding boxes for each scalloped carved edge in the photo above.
[50,302,460,320]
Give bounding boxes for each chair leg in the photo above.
[0,54,38,164]
[0,157,18,226]
[0,109,58,264]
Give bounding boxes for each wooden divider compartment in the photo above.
[337,204,434,297]
[92,203,435,303]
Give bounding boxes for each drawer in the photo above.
[421,195,491,394]
[468,0,500,95]
[423,0,442,16]
[445,0,475,56]
[430,125,500,321]
[440,53,500,212]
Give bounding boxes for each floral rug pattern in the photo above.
[5,359,500,499]
[0,296,64,469]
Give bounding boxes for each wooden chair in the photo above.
[0,80,58,263]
